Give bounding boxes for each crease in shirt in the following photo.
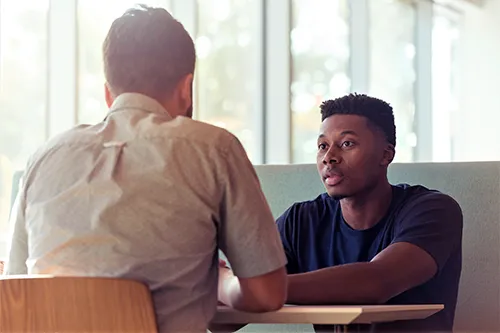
[87,140,127,183]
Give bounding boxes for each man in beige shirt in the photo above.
[5,5,287,333]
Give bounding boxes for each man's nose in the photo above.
[322,147,340,165]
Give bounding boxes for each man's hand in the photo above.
[219,259,229,269]
[218,260,232,306]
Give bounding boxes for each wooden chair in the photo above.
[0,275,158,332]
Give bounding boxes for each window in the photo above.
[0,0,49,256]
[77,0,171,125]
[291,0,350,164]
[432,6,460,162]
[369,0,417,162]
[195,0,262,162]
[0,0,471,238]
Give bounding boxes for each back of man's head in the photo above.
[103,5,195,103]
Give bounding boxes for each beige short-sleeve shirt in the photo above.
[5,93,286,333]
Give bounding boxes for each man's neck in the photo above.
[339,180,393,230]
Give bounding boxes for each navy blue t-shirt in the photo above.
[277,184,463,332]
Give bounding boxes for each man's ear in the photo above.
[179,73,193,107]
[104,83,114,108]
[381,144,395,166]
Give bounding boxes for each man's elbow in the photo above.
[239,267,287,312]
[261,300,286,313]
[261,267,287,311]
[247,289,286,313]
[260,288,287,312]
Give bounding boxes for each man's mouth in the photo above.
[323,171,344,186]
[324,174,344,186]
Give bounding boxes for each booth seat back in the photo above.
[254,162,500,332]
[9,162,500,332]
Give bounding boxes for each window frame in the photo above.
[44,0,442,165]
[0,0,461,253]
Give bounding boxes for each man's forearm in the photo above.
[287,262,389,305]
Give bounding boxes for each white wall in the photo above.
[454,0,500,161]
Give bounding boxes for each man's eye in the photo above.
[341,141,354,148]
[318,143,327,150]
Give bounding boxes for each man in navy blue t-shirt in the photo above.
[277,94,463,332]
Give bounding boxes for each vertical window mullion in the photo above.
[252,0,265,164]
[414,0,433,162]
[48,0,78,136]
[349,0,370,94]
[264,0,291,164]
[170,0,197,38]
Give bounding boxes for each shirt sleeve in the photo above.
[276,206,300,274]
[217,136,287,278]
[392,191,463,273]
[4,175,29,275]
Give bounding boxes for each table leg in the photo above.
[314,324,357,332]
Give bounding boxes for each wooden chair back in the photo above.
[0,275,158,332]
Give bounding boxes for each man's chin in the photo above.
[329,194,348,200]
[326,188,350,200]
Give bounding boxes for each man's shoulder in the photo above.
[26,124,95,166]
[392,184,463,222]
[394,184,461,207]
[163,117,240,152]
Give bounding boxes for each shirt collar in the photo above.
[108,92,173,119]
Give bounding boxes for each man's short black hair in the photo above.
[320,93,396,147]
[103,4,195,101]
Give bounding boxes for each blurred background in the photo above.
[0,0,496,253]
